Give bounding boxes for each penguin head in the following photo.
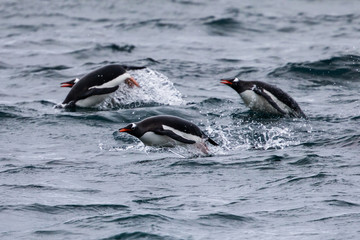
[220,77,246,93]
[119,123,143,138]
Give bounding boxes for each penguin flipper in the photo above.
[153,129,196,144]
[79,86,119,100]
[253,87,287,115]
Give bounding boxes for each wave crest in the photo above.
[269,54,360,81]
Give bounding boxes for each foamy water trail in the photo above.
[101,68,185,109]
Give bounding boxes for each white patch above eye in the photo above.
[233,78,239,82]
[131,123,137,129]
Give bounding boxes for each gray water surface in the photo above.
[1,1,360,239]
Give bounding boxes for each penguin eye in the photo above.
[131,123,136,130]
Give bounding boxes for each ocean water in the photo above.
[1,0,360,239]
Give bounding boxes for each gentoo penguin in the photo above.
[60,64,143,108]
[119,115,218,152]
[220,78,306,118]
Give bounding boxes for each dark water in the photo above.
[1,0,360,239]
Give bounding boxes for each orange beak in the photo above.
[119,128,131,132]
[125,77,140,88]
[61,83,73,88]
[220,79,233,85]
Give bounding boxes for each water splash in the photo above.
[100,68,185,109]
[208,117,306,152]
[244,124,301,150]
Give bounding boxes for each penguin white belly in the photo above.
[139,125,203,147]
[240,90,292,115]
[75,94,110,107]
[139,132,181,147]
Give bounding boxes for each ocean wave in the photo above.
[269,55,360,82]
[107,213,171,224]
[324,199,360,207]
[116,19,184,31]
[198,212,254,225]
[169,159,222,167]
[18,65,71,79]
[1,184,57,191]
[0,60,11,69]
[0,165,52,175]
[0,108,20,119]
[204,17,241,27]
[329,134,360,148]
[33,230,77,237]
[303,133,360,148]
[132,195,178,204]
[202,16,261,36]
[288,154,322,166]
[102,231,172,240]
[0,101,59,120]
[54,112,126,124]
[310,213,360,223]
[67,44,136,59]
[299,13,360,26]
[1,183,100,194]
[284,172,329,185]
[5,203,129,214]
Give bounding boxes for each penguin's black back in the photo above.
[138,115,204,138]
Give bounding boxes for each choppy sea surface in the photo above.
[1,0,360,239]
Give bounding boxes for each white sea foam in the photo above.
[243,124,300,150]
[101,68,185,109]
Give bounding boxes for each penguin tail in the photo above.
[290,109,307,119]
[121,65,147,71]
[298,110,307,119]
[207,137,219,146]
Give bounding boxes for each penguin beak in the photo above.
[125,77,140,88]
[60,80,75,88]
[220,79,233,85]
[61,83,73,88]
[119,128,131,132]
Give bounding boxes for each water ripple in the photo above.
[198,212,255,226]
[9,203,129,214]
[102,231,172,240]
[269,55,360,82]
[324,199,360,207]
